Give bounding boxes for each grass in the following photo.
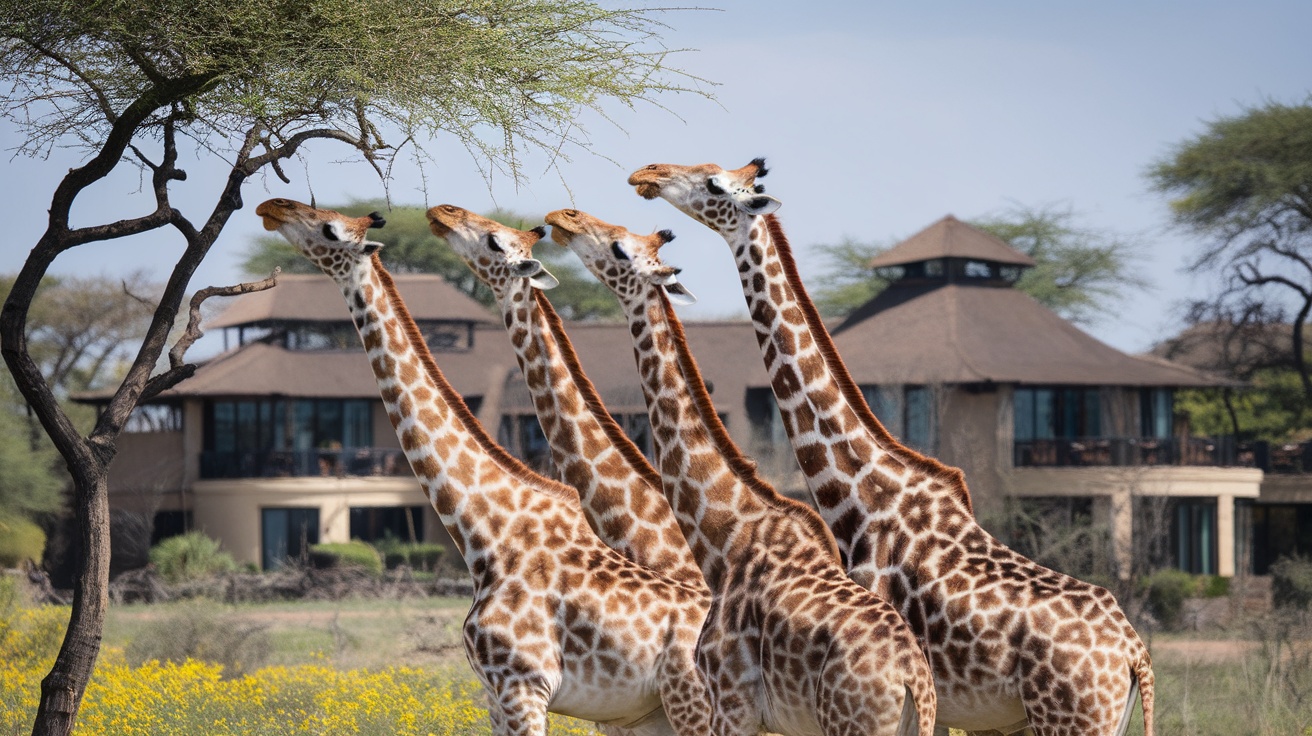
[8,588,1312,735]
[104,596,471,670]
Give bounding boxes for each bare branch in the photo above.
[168,268,280,369]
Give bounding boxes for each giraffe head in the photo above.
[426,204,559,299]
[255,198,387,281]
[545,209,696,306]
[627,158,781,233]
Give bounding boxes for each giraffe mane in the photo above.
[371,254,581,505]
[762,215,975,514]
[658,289,843,565]
[533,289,666,490]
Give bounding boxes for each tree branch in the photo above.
[167,269,280,370]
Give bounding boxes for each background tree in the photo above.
[0,2,699,732]
[1148,98,1312,405]
[810,203,1147,321]
[242,203,624,319]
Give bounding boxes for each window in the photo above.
[420,322,472,352]
[963,260,992,278]
[124,404,183,433]
[350,506,425,543]
[860,385,903,437]
[286,324,359,351]
[1173,499,1217,575]
[261,507,319,570]
[205,398,374,453]
[904,386,934,453]
[859,385,933,453]
[613,413,655,460]
[1140,388,1173,439]
[745,388,788,452]
[1013,387,1102,440]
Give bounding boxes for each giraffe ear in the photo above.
[529,266,560,290]
[664,280,697,306]
[737,193,781,216]
[362,241,384,256]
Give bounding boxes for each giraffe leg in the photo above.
[486,682,552,736]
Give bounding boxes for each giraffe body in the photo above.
[427,205,706,591]
[627,161,1155,736]
[548,208,936,736]
[256,199,712,736]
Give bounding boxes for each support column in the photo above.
[1111,488,1133,580]
[1217,493,1235,577]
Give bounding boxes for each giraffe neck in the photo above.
[340,255,577,567]
[619,282,840,590]
[495,278,704,588]
[727,215,974,550]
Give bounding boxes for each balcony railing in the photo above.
[1249,440,1312,474]
[199,448,412,480]
[1013,436,1252,469]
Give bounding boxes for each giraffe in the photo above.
[627,159,1156,736]
[547,207,937,736]
[254,198,714,736]
[426,205,706,591]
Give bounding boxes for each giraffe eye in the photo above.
[322,224,339,241]
[706,178,726,196]
[486,234,504,253]
[611,242,630,261]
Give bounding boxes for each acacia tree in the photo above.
[1148,99,1312,404]
[0,2,698,733]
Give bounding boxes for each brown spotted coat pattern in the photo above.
[626,161,1155,736]
[427,205,706,591]
[548,208,936,736]
[255,198,712,736]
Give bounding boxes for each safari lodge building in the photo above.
[90,216,1292,579]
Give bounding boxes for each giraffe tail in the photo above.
[1114,653,1155,736]
[895,684,935,736]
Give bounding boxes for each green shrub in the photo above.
[0,515,46,568]
[149,532,238,582]
[309,541,383,574]
[1202,574,1231,598]
[372,539,446,571]
[1144,568,1196,629]
[1270,554,1312,610]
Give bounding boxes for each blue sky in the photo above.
[3,1,1309,356]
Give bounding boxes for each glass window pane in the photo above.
[212,401,235,453]
[862,385,903,437]
[905,386,932,453]
[1014,389,1035,441]
[293,401,315,450]
[262,508,288,571]
[1034,389,1056,439]
[1083,390,1102,437]
[343,400,373,448]
[316,400,343,448]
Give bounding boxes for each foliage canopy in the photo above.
[1,0,700,176]
[1148,98,1312,404]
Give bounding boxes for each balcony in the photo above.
[1250,441,1312,474]
[199,448,412,480]
[1013,436,1252,469]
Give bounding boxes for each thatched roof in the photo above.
[832,282,1227,387]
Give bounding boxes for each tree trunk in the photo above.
[30,464,110,736]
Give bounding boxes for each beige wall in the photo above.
[190,476,461,569]
[1004,466,1262,577]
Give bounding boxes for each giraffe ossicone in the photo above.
[549,206,937,736]
[256,197,714,736]
[627,159,1156,736]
